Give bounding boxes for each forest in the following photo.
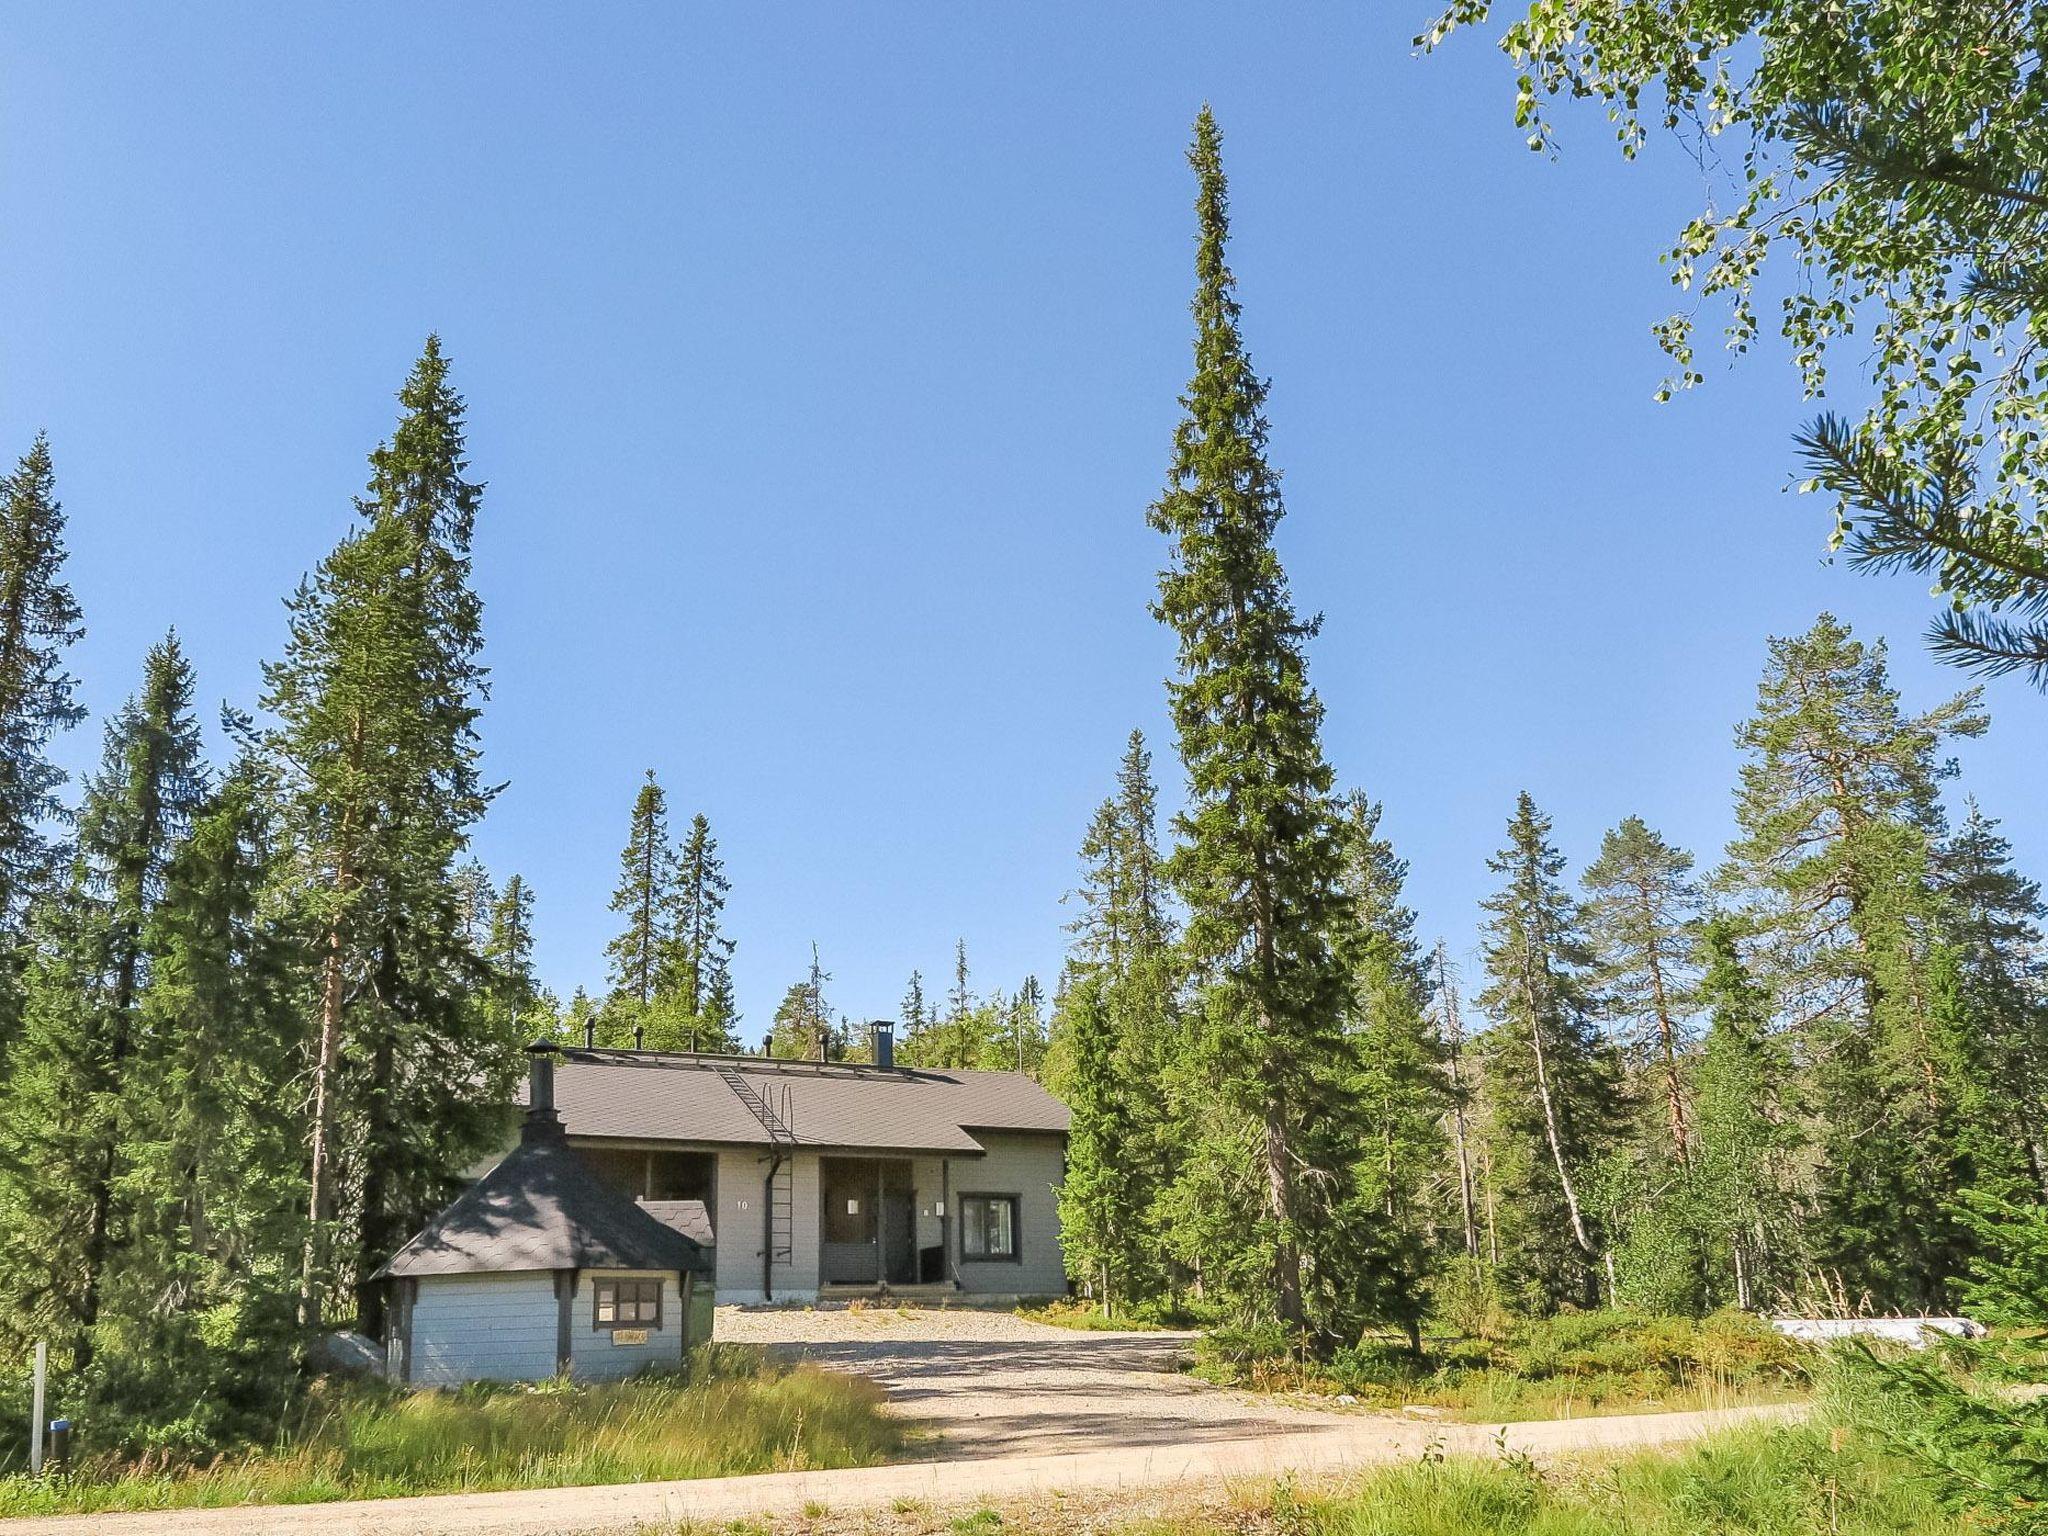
[0,24,2045,1481]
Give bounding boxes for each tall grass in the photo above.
[1198,1309,1812,1421]
[0,1346,902,1517]
[1110,1427,1960,1536]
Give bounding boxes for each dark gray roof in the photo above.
[376,1114,711,1280]
[537,1049,1070,1155]
[639,1199,716,1246]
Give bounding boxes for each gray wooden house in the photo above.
[376,1045,713,1385]
[537,1022,1071,1304]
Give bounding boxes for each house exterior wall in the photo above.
[953,1131,1067,1297]
[568,1269,688,1380]
[703,1138,1068,1304]
[409,1271,558,1385]
[713,1148,822,1303]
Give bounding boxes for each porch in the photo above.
[818,1154,953,1289]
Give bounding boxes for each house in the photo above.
[374,1023,1073,1379]
[538,1020,1071,1304]
[374,1045,715,1385]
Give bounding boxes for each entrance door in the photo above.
[879,1162,917,1285]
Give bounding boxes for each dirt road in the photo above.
[0,1403,1803,1536]
[715,1304,1347,1454]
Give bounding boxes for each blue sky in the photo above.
[6,6,2043,1030]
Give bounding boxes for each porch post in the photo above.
[941,1157,958,1288]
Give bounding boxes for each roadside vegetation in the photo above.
[1017,1298,1198,1334]
[1194,1308,1810,1422]
[0,1348,901,1518]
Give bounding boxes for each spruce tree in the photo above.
[1055,731,1180,1311]
[1149,110,1362,1340]
[1690,918,1798,1310]
[1476,793,1621,1311]
[0,434,85,951]
[1333,793,1445,1345]
[668,812,736,1050]
[604,770,675,1034]
[98,763,304,1436]
[259,339,508,1328]
[0,635,207,1368]
[486,873,544,1040]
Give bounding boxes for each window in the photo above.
[593,1277,663,1330]
[959,1195,1019,1261]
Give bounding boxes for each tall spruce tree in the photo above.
[1055,731,1179,1311]
[260,339,509,1328]
[1149,110,1363,1341]
[1476,793,1621,1311]
[1333,792,1445,1345]
[0,635,207,1368]
[1690,917,1800,1310]
[668,812,737,1051]
[0,435,85,956]
[98,762,304,1436]
[1721,614,1988,1310]
[486,873,544,1041]
[604,770,675,1035]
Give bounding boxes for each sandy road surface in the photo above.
[0,1310,1805,1535]
[0,1404,1804,1536]
[715,1304,1348,1454]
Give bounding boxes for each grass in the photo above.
[0,1345,903,1517]
[1016,1297,1198,1333]
[909,1426,1961,1536]
[1197,1309,1814,1422]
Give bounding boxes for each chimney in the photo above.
[523,1040,563,1142]
[871,1020,896,1070]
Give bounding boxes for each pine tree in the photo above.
[768,944,834,1058]
[1583,817,1701,1162]
[0,635,208,1368]
[604,770,675,1032]
[1476,793,1621,1311]
[1721,614,1987,1310]
[259,338,509,1328]
[1149,110,1362,1341]
[0,434,85,952]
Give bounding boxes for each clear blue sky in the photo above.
[6,6,2043,1031]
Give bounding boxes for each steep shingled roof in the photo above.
[538,1049,1070,1155]
[375,1111,710,1280]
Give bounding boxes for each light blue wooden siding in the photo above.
[955,1132,1067,1296]
[568,1270,687,1380]
[410,1272,558,1385]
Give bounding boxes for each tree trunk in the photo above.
[1520,942,1596,1261]
[299,915,346,1329]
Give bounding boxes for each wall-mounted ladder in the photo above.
[716,1066,797,1268]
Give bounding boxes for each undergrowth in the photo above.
[0,1345,902,1516]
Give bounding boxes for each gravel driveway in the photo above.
[715,1304,1354,1455]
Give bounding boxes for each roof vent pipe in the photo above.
[583,1017,595,1049]
[871,1020,896,1070]
[633,1023,644,1050]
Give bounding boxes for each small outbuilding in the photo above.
[376,1043,713,1386]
